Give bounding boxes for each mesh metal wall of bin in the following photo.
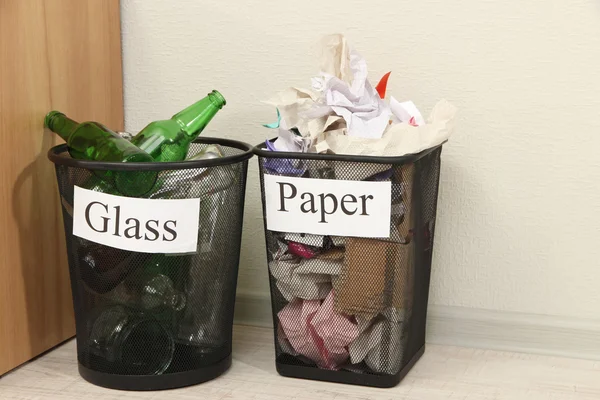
[255,142,442,388]
[49,138,252,391]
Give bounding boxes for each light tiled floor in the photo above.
[1,325,599,399]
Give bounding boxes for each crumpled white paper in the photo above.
[348,308,406,374]
[316,98,456,156]
[263,33,457,157]
[315,35,391,139]
[265,87,319,133]
[270,127,312,153]
[390,97,425,126]
[269,241,342,301]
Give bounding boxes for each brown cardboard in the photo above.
[334,163,415,317]
[334,238,414,317]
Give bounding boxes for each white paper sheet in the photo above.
[317,35,391,139]
[390,97,425,126]
[264,87,319,137]
[314,99,456,156]
[271,128,312,153]
[263,33,457,157]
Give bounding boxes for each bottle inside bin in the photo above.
[44,111,158,197]
[106,269,187,313]
[76,240,151,294]
[130,91,226,163]
[86,305,174,375]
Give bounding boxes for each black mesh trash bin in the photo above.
[48,137,252,391]
[254,141,443,388]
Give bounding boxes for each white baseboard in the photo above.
[234,290,600,361]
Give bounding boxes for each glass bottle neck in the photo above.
[169,294,186,311]
[172,91,226,137]
[45,111,78,141]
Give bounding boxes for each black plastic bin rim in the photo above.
[253,139,445,165]
[48,137,254,171]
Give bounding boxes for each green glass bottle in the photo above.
[130,90,226,162]
[45,111,158,196]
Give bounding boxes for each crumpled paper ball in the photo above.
[270,258,339,301]
[262,34,457,157]
[278,290,359,370]
[269,241,342,301]
[348,307,406,374]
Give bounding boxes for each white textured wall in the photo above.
[121,0,600,320]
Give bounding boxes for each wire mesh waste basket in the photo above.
[254,141,443,388]
[48,137,252,391]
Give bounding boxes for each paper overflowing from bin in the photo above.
[262,33,457,158]
[261,34,445,376]
[263,136,307,176]
[375,72,392,99]
[315,35,392,139]
[263,108,281,129]
[390,98,424,126]
[267,128,312,153]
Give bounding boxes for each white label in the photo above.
[264,175,391,238]
[73,186,200,253]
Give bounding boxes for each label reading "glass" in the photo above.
[73,186,200,253]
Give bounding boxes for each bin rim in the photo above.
[48,137,254,171]
[253,138,445,165]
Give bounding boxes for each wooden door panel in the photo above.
[0,0,123,375]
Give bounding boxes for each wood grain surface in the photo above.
[0,0,123,375]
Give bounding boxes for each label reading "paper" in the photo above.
[264,174,391,238]
[73,186,200,253]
